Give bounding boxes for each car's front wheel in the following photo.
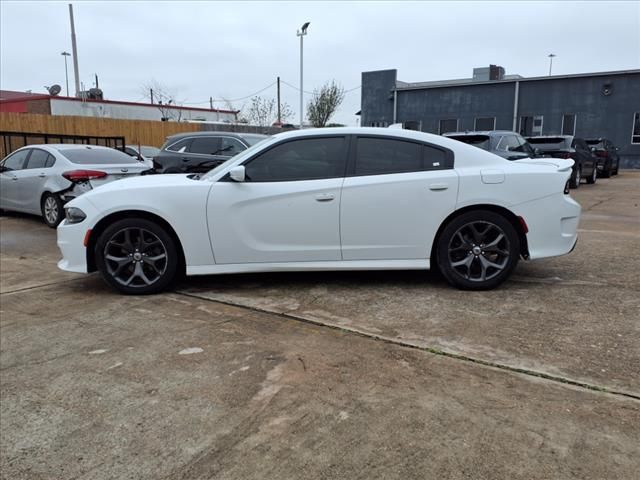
[436,210,520,290]
[586,165,597,184]
[41,193,64,228]
[95,218,179,294]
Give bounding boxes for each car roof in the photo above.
[165,131,268,141]
[13,144,120,152]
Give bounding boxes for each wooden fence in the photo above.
[0,112,200,152]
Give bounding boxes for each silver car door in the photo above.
[18,148,54,214]
[0,149,31,211]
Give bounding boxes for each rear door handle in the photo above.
[38,173,46,178]
[429,183,448,191]
[315,193,335,202]
[11,176,18,181]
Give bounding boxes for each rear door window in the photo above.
[355,137,450,176]
[220,137,246,157]
[189,137,222,155]
[25,149,50,169]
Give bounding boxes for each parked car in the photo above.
[124,145,160,168]
[444,130,541,161]
[57,128,580,294]
[585,138,620,178]
[153,132,268,173]
[526,135,598,188]
[0,145,150,227]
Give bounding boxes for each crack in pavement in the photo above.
[175,290,640,402]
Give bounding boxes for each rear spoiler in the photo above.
[514,158,575,172]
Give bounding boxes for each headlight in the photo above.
[65,207,86,224]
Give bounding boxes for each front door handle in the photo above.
[38,173,46,178]
[11,176,18,181]
[315,193,335,202]
[429,183,448,191]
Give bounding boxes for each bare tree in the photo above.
[140,80,183,121]
[243,96,294,127]
[306,81,345,127]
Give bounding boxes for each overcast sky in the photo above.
[1,1,639,125]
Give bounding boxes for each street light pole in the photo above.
[548,53,556,76]
[296,22,310,129]
[61,51,71,96]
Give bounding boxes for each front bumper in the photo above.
[512,193,581,260]
[57,218,90,273]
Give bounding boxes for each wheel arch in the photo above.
[431,204,530,263]
[86,210,186,274]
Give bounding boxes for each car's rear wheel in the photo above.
[586,165,597,184]
[436,210,520,290]
[569,166,581,189]
[41,193,64,228]
[95,218,179,295]
[613,161,619,175]
[600,160,611,178]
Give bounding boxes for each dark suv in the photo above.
[585,138,620,178]
[443,131,540,161]
[154,132,268,173]
[526,136,598,188]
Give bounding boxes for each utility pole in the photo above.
[277,76,281,124]
[296,22,310,129]
[68,4,81,97]
[210,96,213,110]
[150,88,154,104]
[94,73,99,89]
[548,53,556,76]
[61,52,71,96]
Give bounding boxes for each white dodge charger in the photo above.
[57,128,581,294]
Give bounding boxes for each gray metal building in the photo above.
[360,67,640,167]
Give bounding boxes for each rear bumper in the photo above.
[511,193,581,260]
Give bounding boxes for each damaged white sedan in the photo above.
[0,145,150,227]
[57,128,581,294]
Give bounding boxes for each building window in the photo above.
[519,115,544,137]
[633,113,640,144]
[474,117,496,131]
[439,119,458,134]
[562,114,576,135]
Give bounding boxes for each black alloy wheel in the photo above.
[437,210,520,290]
[95,218,179,294]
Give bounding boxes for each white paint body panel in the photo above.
[56,127,580,277]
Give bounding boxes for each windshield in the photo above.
[62,147,140,164]
[447,135,491,151]
[139,146,160,157]
[200,137,272,181]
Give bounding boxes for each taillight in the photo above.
[564,180,570,194]
[558,152,572,159]
[595,150,608,158]
[62,170,108,182]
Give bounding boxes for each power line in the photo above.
[281,79,361,95]
[182,81,278,106]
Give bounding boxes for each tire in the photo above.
[613,161,619,175]
[94,218,179,295]
[586,165,597,184]
[41,193,64,228]
[569,166,581,189]
[600,160,611,178]
[436,210,520,291]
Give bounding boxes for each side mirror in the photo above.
[534,148,541,155]
[229,165,246,182]
[590,146,597,152]
[0,165,6,173]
